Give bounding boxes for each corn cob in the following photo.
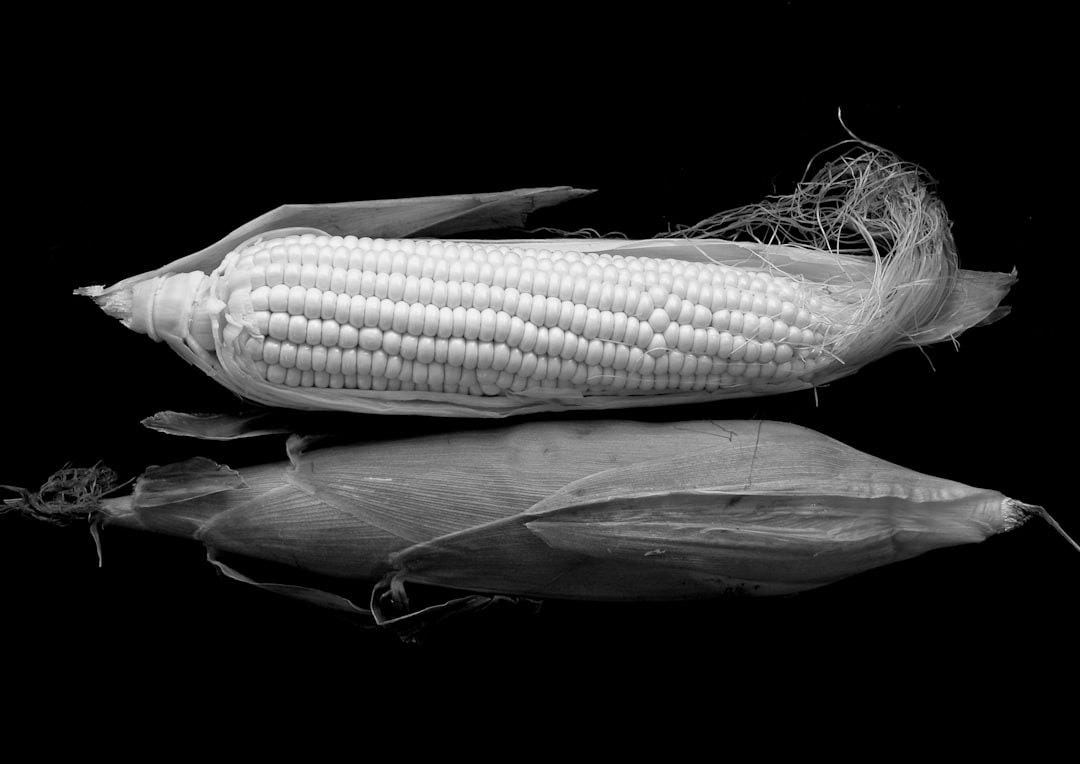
[83,151,1015,417]
[6,419,1070,628]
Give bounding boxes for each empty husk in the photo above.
[8,419,1066,626]
[79,149,1015,417]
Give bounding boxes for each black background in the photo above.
[4,6,1074,725]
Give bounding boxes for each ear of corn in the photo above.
[19,418,1050,621]
[82,150,1014,417]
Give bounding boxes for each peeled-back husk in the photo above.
[81,150,1015,418]
[64,418,1047,627]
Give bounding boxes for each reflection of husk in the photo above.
[71,419,1044,623]
[82,150,1014,418]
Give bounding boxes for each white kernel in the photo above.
[250,285,270,311]
[433,306,453,339]
[260,338,281,365]
[520,322,539,353]
[331,294,349,325]
[268,284,290,313]
[676,325,694,353]
[406,303,425,336]
[305,319,323,346]
[463,308,482,340]
[757,316,774,342]
[388,272,406,301]
[316,291,335,321]
[287,315,308,344]
[266,364,286,384]
[635,292,654,319]
[635,321,654,350]
[489,342,510,371]
[382,330,402,356]
[558,301,575,331]
[265,263,285,287]
[373,273,390,300]
[400,334,419,361]
[473,282,490,310]
[663,294,682,321]
[417,336,436,364]
[268,313,290,341]
[448,337,466,366]
[545,297,562,327]
[417,304,437,337]
[648,308,670,333]
[283,263,302,287]
[287,285,307,315]
[493,311,511,343]
[339,324,359,349]
[698,283,714,310]
[450,306,467,337]
[368,350,385,377]
[717,331,734,358]
[325,347,342,374]
[304,288,322,319]
[501,287,519,315]
[344,270,363,297]
[547,327,565,357]
[612,312,628,343]
[478,309,497,342]
[278,341,298,369]
[742,313,760,339]
[600,342,617,368]
[463,341,479,370]
[358,327,382,351]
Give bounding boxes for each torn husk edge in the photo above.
[4,421,1075,624]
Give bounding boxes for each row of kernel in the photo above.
[247,334,819,381]
[254,359,811,393]
[244,279,821,343]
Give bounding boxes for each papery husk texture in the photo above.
[95,419,1030,607]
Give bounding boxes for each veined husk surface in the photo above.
[82,419,1034,623]
[81,150,1015,417]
